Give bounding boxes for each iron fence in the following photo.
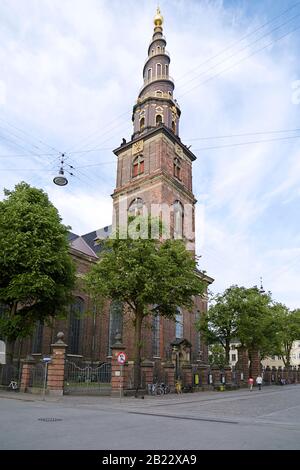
[64,360,111,395]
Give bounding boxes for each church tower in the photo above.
[112,9,212,364]
[112,8,196,248]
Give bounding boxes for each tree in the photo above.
[0,182,76,361]
[198,285,277,371]
[86,218,205,389]
[235,286,275,361]
[272,304,300,367]
[197,286,240,364]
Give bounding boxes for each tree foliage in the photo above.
[272,304,300,367]
[198,285,276,365]
[86,218,205,388]
[0,182,76,346]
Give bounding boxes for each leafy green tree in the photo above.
[0,182,76,361]
[208,344,226,368]
[86,218,205,389]
[272,304,300,367]
[197,286,240,364]
[235,286,275,361]
[198,285,277,370]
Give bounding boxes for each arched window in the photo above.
[173,200,184,239]
[108,301,123,356]
[68,297,84,355]
[165,64,169,76]
[175,307,183,339]
[128,197,144,216]
[156,114,163,126]
[172,120,176,133]
[32,321,44,354]
[0,340,6,365]
[173,157,181,180]
[132,155,144,177]
[157,46,161,53]
[140,117,145,132]
[147,68,152,81]
[151,49,154,55]
[156,90,162,97]
[156,63,162,77]
[195,310,201,358]
[152,314,160,357]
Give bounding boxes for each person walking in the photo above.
[256,375,263,390]
[248,376,254,391]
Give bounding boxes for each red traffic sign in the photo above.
[117,351,127,365]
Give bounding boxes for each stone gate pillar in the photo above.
[110,333,126,398]
[237,346,249,384]
[47,332,67,396]
[20,355,35,393]
[162,362,175,390]
[249,348,260,381]
[211,365,221,389]
[224,365,232,388]
[141,360,154,389]
[264,366,271,385]
[198,364,209,390]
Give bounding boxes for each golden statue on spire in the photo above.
[154,6,163,27]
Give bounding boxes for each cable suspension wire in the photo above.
[176,1,300,83]
[64,5,300,156]
[178,22,300,99]
[1,7,300,175]
[177,10,300,93]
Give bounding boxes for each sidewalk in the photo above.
[1,384,298,408]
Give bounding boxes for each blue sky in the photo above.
[0,0,299,308]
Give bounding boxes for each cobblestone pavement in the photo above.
[0,385,300,449]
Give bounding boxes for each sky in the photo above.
[0,0,299,308]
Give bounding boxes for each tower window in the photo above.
[128,197,144,216]
[156,90,162,97]
[156,63,162,77]
[132,155,144,177]
[152,314,160,357]
[175,307,183,339]
[147,68,152,81]
[174,157,181,180]
[156,114,163,126]
[173,200,184,239]
[108,301,123,356]
[165,64,169,76]
[140,117,145,132]
[157,46,161,53]
[172,120,176,133]
[68,297,84,355]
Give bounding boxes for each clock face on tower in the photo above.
[132,140,144,156]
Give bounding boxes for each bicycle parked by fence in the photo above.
[148,382,170,396]
[8,380,19,391]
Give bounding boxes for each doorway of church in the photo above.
[64,360,111,395]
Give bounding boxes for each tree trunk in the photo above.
[133,310,143,389]
[225,340,230,365]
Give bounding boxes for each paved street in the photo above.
[0,385,300,450]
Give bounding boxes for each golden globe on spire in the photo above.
[154,7,163,27]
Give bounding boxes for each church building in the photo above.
[10,9,213,377]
